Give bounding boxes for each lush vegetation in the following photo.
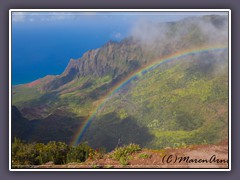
[83,52,228,150]
[12,138,141,166]
[12,138,101,165]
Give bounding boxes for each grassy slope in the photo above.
[12,75,112,119]
[84,52,228,150]
[12,76,114,144]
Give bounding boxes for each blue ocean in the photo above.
[12,19,130,85]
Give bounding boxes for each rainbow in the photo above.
[71,44,228,146]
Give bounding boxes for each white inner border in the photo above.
[9,9,231,172]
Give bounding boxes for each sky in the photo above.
[11,11,228,85]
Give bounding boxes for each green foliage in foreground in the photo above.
[110,143,141,165]
[66,143,92,163]
[12,138,93,165]
[138,153,152,159]
[12,139,142,166]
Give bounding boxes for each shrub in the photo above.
[91,147,106,160]
[12,138,47,165]
[138,153,152,159]
[111,143,141,163]
[67,143,92,163]
[119,157,129,166]
[43,141,69,165]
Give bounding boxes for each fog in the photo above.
[130,15,229,75]
[130,15,228,49]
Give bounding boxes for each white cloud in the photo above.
[111,32,123,40]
